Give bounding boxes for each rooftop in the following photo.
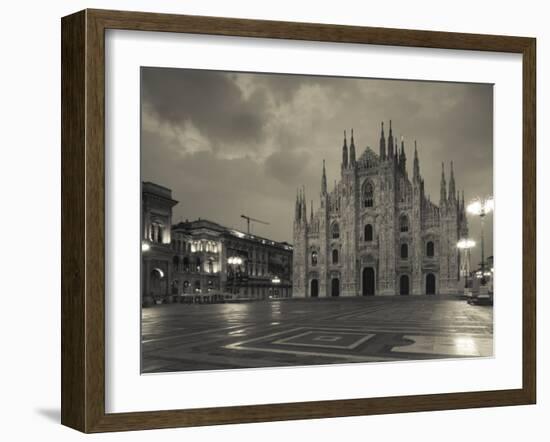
[173,218,293,251]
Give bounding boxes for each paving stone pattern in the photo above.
[141,296,493,373]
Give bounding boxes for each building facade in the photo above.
[293,122,469,297]
[141,182,179,305]
[171,219,293,299]
[141,181,293,305]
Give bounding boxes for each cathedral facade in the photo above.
[293,121,468,297]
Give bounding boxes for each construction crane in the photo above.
[240,214,269,234]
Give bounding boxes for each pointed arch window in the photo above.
[365,224,373,242]
[399,214,409,232]
[426,241,435,257]
[400,243,408,259]
[363,180,374,208]
[332,249,339,264]
[331,223,340,239]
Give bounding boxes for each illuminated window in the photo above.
[151,222,164,243]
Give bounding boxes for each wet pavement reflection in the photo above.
[141,296,493,373]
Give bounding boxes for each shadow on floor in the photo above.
[35,408,60,423]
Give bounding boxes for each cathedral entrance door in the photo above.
[362,267,375,296]
[426,273,436,295]
[310,279,319,297]
[331,278,340,297]
[399,275,410,295]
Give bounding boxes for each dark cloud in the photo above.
[142,68,493,264]
[142,68,269,151]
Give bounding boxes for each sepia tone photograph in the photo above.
[140,67,494,374]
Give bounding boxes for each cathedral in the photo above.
[292,121,469,297]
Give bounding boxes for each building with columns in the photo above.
[141,181,293,305]
[292,121,469,297]
[141,182,179,305]
[171,219,293,300]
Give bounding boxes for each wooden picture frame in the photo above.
[61,8,536,433]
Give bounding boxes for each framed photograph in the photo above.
[61,9,536,433]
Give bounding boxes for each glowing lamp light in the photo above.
[272,276,281,284]
[467,200,482,215]
[141,242,150,252]
[457,239,476,249]
[467,197,494,216]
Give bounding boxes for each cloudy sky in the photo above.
[141,67,493,268]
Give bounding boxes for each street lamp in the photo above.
[457,239,476,288]
[227,256,243,294]
[271,276,281,299]
[141,241,151,252]
[467,196,493,285]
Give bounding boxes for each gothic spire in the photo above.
[295,188,300,221]
[440,162,447,205]
[400,136,406,172]
[342,130,348,169]
[413,140,420,181]
[388,120,394,157]
[379,121,386,160]
[321,159,327,195]
[302,186,307,221]
[350,128,356,165]
[448,161,456,202]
